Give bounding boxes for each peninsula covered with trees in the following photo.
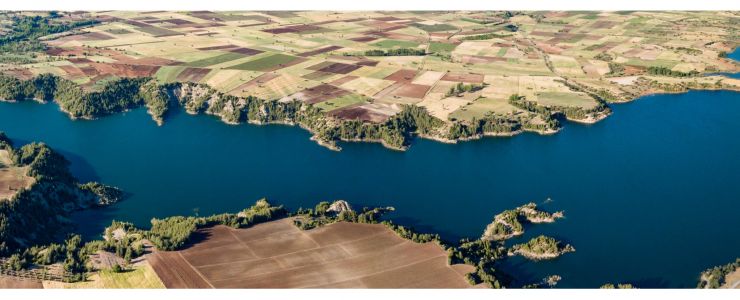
[0,132,122,282]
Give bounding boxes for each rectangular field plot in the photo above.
[147,219,475,288]
[535,92,599,109]
[227,54,302,71]
[313,94,369,112]
[185,52,248,68]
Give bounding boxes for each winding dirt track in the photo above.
[148,219,478,288]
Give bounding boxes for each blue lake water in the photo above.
[0,51,738,287]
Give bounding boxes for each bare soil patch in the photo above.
[148,219,473,288]
[441,72,484,84]
[292,84,350,104]
[392,83,431,99]
[0,276,43,289]
[317,62,361,75]
[384,69,418,83]
[176,68,211,82]
[298,46,343,57]
[0,150,33,201]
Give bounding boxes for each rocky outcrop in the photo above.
[326,200,353,214]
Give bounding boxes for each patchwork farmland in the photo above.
[1,11,739,147]
[147,219,480,288]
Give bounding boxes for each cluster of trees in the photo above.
[607,62,626,76]
[489,210,524,237]
[511,235,574,256]
[460,32,512,40]
[293,201,394,230]
[93,199,287,252]
[647,66,699,77]
[600,283,635,289]
[0,73,58,101]
[445,82,487,97]
[1,234,88,281]
[446,115,521,140]
[594,52,613,62]
[78,182,124,206]
[673,47,702,55]
[4,73,447,150]
[317,105,444,150]
[698,258,739,288]
[0,138,121,281]
[0,74,176,123]
[363,48,426,56]
[449,239,506,288]
[0,13,98,53]
[508,93,609,122]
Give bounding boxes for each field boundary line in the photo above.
[226,227,259,258]
[300,254,448,288]
[194,230,388,269]
[207,238,429,284]
[177,252,215,288]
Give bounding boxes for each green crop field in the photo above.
[314,94,369,111]
[372,39,420,49]
[429,42,457,53]
[411,23,458,32]
[227,53,300,71]
[186,52,248,68]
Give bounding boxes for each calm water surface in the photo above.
[0,66,739,288]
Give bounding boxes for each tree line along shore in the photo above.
[1,11,739,152]
[0,73,614,152]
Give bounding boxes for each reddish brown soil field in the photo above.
[59,65,86,77]
[392,83,431,99]
[384,69,418,83]
[228,48,264,56]
[0,276,43,289]
[349,36,378,43]
[148,251,212,288]
[441,72,484,83]
[298,45,343,57]
[89,63,161,77]
[262,24,323,34]
[148,219,475,288]
[329,105,392,123]
[293,84,350,104]
[176,68,211,82]
[317,62,361,75]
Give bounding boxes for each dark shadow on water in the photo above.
[58,149,101,182]
[71,206,122,241]
[7,137,101,182]
[386,215,465,243]
[629,277,675,289]
[498,258,540,288]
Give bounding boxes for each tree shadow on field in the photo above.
[177,229,214,251]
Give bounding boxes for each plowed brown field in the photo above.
[148,219,476,288]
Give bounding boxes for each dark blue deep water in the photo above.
[1,60,739,287]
